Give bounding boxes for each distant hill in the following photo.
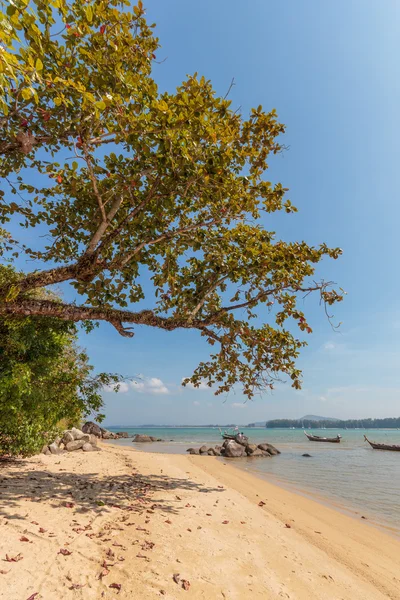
[247,421,267,427]
[301,415,340,422]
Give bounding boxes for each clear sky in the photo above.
[17,1,400,424]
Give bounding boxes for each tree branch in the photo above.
[0,299,213,337]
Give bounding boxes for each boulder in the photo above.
[199,445,208,453]
[66,440,84,452]
[49,442,62,455]
[116,432,129,438]
[249,448,267,457]
[302,453,312,457]
[89,434,98,446]
[62,431,74,445]
[157,438,164,442]
[207,449,215,455]
[234,433,249,446]
[257,443,280,455]
[100,428,116,439]
[82,421,102,437]
[70,427,86,440]
[245,444,259,455]
[41,445,51,455]
[215,445,222,451]
[224,440,245,458]
[188,448,200,455]
[132,434,153,443]
[59,443,65,451]
[186,448,196,453]
[213,448,221,456]
[82,443,94,452]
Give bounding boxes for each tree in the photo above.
[0,0,343,398]
[0,265,117,456]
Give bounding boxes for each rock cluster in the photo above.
[187,437,280,458]
[41,427,100,455]
[82,421,129,440]
[132,434,164,443]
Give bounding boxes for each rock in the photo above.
[224,440,245,458]
[188,449,200,455]
[41,445,50,455]
[157,438,164,442]
[132,434,153,442]
[116,432,129,438]
[62,431,74,445]
[53,436,61,446]
[49,442,62,455]
[257,443,280,455]
[66,440,85,452]
[215,445,222,451]
[100,428,116,439]
[59,443,65,451]
[245,444,259,455]
[302,453,312,457]
[82,421,102,437]
[186,448,196,453]
[70,427,86,440]
[199,445,208,453]
[213,448,221,456]
[149,436,158,442]
[234,433,249,446]
[249,448,267,457]
[89,434,98,446]
[82,443,94,452]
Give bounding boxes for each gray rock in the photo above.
[234,433,249,446]
[245,444,258,455]
[82,421,102,437]
[116,432,129,438]
[302,453,312,457]
[215,445,222,451]
[207,449,216,455]
[213,448,221,456]
[89,434,98,446]
[62,431,74,445]
[249,448,266,457]
[49,442,62,455]
[188,449,200,455]
[224,440,245,458]
[66,440,84,452]
[41,445,51,455]
[70,427,85,440]
[257,443,280,455]
[59,443,65,451]
[132,434,153,442]
[100,428,116,439]
[186,448,196,453]
[199,445,208,453]
[82,443,94,452]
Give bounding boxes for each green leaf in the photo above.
[35,58,43,71]
[85,5,93,22]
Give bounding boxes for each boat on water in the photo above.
[364,435,400,452]
[304,431,341,443]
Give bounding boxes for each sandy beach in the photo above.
[1,443,399,600]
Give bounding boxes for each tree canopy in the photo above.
[0,266,116,456]
[0,0,343,398]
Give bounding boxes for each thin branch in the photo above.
[189,275,229,319]
[82,144,107,222]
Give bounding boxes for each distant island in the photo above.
[264,417,400,429]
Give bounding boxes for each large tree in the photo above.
[0,0,343,397]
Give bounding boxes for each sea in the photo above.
[106,427,400,536]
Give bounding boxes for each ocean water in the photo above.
[106,427,400,534]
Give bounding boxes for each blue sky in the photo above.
[9,1,400,424]
[91,0,400,424]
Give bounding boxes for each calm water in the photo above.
[107,427,400,534]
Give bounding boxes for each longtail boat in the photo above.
[304,431,341,443]
[364,435,400,451]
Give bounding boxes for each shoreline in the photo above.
[1,443,400,599]
[111,438,400,538]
